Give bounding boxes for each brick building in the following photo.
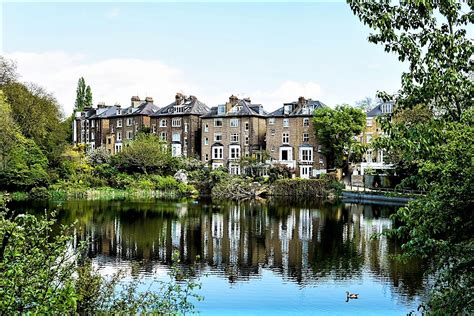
[150,93,209,158]
[201,95,267,174]
[266,97,327,178]
[358,101,393,175]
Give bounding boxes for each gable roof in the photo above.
[201,98,267,118]
[268,98,327,117]
[152,95,209,116]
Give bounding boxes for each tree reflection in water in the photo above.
[18,198,426,305]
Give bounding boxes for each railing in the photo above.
[345,184,426,196]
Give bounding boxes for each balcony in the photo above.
[270,160,296,169]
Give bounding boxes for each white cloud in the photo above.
[6,51,325,115]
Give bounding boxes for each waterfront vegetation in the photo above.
[0,0,472,314]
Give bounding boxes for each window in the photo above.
[282,132,289,144]
[116,109,122,115]
[300,148,313,162]
[245,122,249,131]
[318,145,322,153]
[91,120,95,128]
[135,125,139,132]
[271,129,275,136]
[271,146,275,152]
[245,136,249,145]
[171,143,182,157]
[230,119,239,127]
[115,144,122,153]
[160,119,167,127]
[175,106,184,113]
[204,137,209,145]
[111,125,115,133]
[117,119,122,128]
[107,138,111,145]
[214,133,222,142]
[229,145,240,159]
[212,162,223,170]
[283,118,289,127]
[160,132,167,141]
[366,118,373,127]
[214,119,223,127]
[300,166,313,179]
[280,148,291,161]
[303,118,309,127]
[91,133,95,141]
[172,132,180,142]
[218,105,226,115]
[184,123,188,133]
[230,133,239,142]
[268,118,275,125]
[172,118,181,127]
[127,131,133,140]
[152,125,157,133]
[319,156,324,165]
[117,132,122,141]
[303,133,309,142]
[127,118,133,126]
[204,123,209,132]
[212,146,223,159]
[229,164,240,175]
[205,153,209,161]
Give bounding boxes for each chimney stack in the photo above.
[145,96,153,103]
[226,95,239,112]
[131,96,141,107]
[175,93,185,105]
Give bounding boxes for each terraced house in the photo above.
[358,101,394,175]
[201,95,267,174]
[73,96,159,154]
[150,93,209,158]
[266,97,327,179]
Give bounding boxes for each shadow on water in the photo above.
[11,197,427,308]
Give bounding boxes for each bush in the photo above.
[29,186,50,200]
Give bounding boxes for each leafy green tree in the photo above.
[0,90,49,190]
[348,0,472,121]
[312,105,366,168]
[0,56,18,85]
[2,82,67,166]
[74,77,93,112]
[348,1,473,313]
[115,133,177,175]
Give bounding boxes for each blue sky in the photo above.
[2,1,407,114]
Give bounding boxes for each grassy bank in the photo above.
[270,177,343,198]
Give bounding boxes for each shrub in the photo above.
[29,186,50,200]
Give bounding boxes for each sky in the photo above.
[1,1,407,115]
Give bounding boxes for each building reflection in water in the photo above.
[44,198,425,302]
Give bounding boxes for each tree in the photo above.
[2,82,67,166]
[74,77,93,112]
[348,0,473,122]
[312,105,366,169]
[354,96,375,112]
[115,133,177,175]
[348,1,474,313]
[0,90,49,191]
[0,56,18,85]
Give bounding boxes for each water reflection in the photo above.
[18,198,426,308]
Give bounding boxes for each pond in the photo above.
[19,198,427,315]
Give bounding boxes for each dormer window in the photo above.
[128,108,133,114]
[116,109,122,115]
[218,105,226,115]
[232,106,242,113]
[283,105,290,115]
[302,106,309,115]
[175,105,184,113]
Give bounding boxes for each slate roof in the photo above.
[151,95,209,116]
[201,98,267,118]
[88,105,119,119]
[108,102,160,118]
[268,99,327,117]
[366,101,394,117]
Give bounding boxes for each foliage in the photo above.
[74,77,93,112]
[1,81,67,166]
[87,147,111,166]
[267,163,292,183]
[349,1,474,313]
[29,186,51,200]
[313,105,366,168]
[0,56,18,85]
[354,96,376,111]
[239,150,270,177]
[115,133,178,175]
[348,0,473,122]
[211,174,256,200]
[0,91,50,190]
[0,205,201,314]
[271,176,341,197]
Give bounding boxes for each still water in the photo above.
[25,198,426,315]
